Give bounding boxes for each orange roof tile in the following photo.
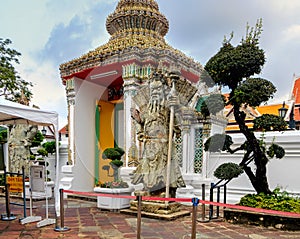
[59,125,68,134]
[225,103,289,132]
[292,77,300,104]
[256,104,285,116]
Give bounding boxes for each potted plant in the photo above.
[102,147,125,181]
[94,146,134,210]
[93,181,134,210]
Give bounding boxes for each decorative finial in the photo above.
[157,60,164,73]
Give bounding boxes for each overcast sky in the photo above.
[1,0,300,128]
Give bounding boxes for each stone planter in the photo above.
[93,186,134,210]
[24,181,54,199]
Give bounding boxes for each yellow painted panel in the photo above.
[97,101,115,183]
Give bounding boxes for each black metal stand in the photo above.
[209,180,229,220]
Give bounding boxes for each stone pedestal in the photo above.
[121,191,191,220]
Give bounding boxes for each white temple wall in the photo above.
[66,78,106,192]
[207,130,300,203]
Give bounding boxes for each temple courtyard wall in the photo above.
[58,109,300,204]
[207,130,300,203]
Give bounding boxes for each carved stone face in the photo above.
[149,73,166,112]
[150,80,163,101]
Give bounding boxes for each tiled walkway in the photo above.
[0,197,299,238]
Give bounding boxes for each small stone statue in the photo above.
[8,124,38,176]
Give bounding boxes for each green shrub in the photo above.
[102,148,121,160]
[29,155,36,160]
[102,147,125,168]
[111,159,123,167]
[214,162,244,180]
[0,128,7,143]
[42,141,56,154]
[239,188,300,213]
[31,131,44,147]
[37,148,48,157]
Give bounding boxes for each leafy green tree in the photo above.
[203,19,287,194]
[0,38,33,103]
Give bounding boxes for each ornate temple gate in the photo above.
[59,0,227,194]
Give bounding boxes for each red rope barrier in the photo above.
[199,199,300,218]
[64,189,135,199]
[62,189,300,218]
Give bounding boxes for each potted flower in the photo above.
[94,146,134,210]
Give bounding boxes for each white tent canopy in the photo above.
[0,98,61,216]
[0,98,58,126]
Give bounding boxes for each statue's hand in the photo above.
[131,108,142,123]
[167,94,179,108]
[137,133,145,141]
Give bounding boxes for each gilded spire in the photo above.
[106,0,169,38]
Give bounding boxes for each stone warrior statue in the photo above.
[8,124,38,176]
[131,68,185,197]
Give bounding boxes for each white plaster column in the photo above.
[123,78,138,167]
[181,126,190,174]
[59,78,76,195]
[202,122,212,179]
[66,78,76,165]
[180,108,194,174]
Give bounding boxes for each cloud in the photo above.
[158,0,300,104]
[11,0,117,128]
[2,0,300,127]
[17,55,67,127]
[282,25,300,41]
[37,1,114,65]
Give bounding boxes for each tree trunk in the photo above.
[233,105,271,194]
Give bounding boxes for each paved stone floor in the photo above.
[0,196,299,238]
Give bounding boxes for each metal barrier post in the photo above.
[22,166,26,219]
[224,184,227,204]
[216,187,220,218]
[198,184,209,223]
[209,183,214,220]
[191,197,199,239]
[136,194,142,239]
[1,170,16,221]
[54,189,69,232]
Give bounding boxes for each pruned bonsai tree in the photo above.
[203,19,287,194]
[102,147,125,181]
